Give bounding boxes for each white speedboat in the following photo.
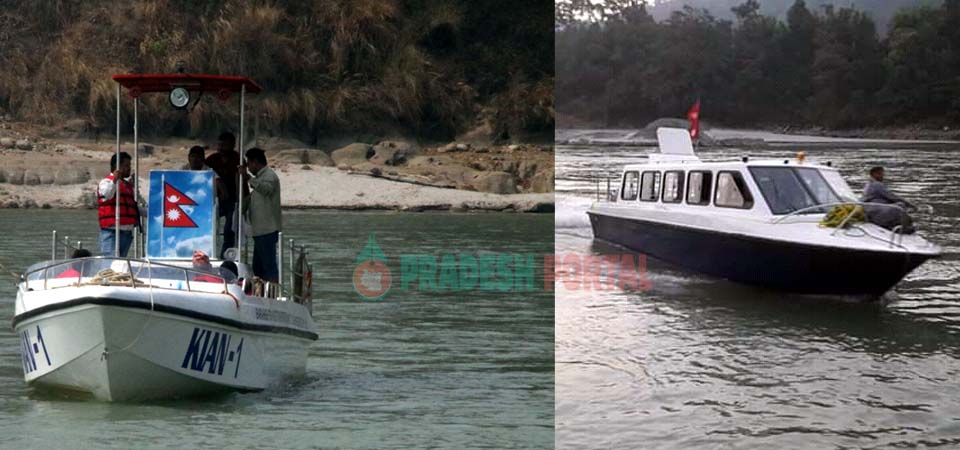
[14,256,316,401]
[13,72,317,400]
[587,127,941,296]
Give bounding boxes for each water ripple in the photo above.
[557,142,960,449]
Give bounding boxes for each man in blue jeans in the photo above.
[242,148,281,282]
[97,152,140,257]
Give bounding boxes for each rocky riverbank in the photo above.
[0,121,553,212]
[557,119,960,148]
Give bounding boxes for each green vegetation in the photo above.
[556,0,960,129]
[0,0,553,141]
[643,0,929,34]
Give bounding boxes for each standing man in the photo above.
[204,132,242,258]
[184,145,210,170]
[242,148,281,283]
[98,152,139,257]
[862,166,916,233]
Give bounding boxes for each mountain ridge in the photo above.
[647,0,934,32]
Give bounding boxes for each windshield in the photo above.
[748,167,839,215]
[820,169,857,200]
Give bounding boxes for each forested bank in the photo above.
[556,0,960,129]
[0,0,553,142]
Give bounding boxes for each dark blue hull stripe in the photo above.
[12,296,318,340]
[588,212,935,296]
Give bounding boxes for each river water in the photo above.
[556,142,960,449]
[0,210,554,449]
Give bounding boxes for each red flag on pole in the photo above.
[163,183,198,228]
[687,99,701,141]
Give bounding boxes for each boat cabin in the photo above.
[611,128,858,217]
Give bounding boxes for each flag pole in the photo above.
[160,174,165,258]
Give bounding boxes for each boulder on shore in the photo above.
[472,171,518,194]
[55,166,90,185]
[22,170,41,185]
[331,143,374,167]
[529,169,555,193]
[370,140,418,166]
[275,149,334,166]
[3,167,24,185]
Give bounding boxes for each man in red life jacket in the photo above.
[98,152,140,257]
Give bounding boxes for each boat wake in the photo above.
[555,195,594,239]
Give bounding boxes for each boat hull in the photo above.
[588,211,935,296]
[14,299,311,401]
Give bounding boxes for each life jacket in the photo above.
[56,267,81,279]
[98,173,139,229]
[193,273,224,283]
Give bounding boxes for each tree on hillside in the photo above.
[731,0,782,121]
[778,0,816,120]
[883,6,949,122]
[809,6,885,127]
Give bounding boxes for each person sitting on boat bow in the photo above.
[56,249,93,279]
[861,166,916,234]
[191,250,223,283]
[97,152,142,257]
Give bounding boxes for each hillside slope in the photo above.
[0,0,553,143]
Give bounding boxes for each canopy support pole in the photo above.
[237,84,246,263]
[133,97,139,258]
[115,83,121,257]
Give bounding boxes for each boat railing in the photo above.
[594,175,618,203]
[50,231,86,260]
[37,232,312,312]
[770,201,911,248]
[20,256,233,297]
[279,237,313,315]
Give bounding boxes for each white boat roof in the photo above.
[623,158,838,172]
[627,127,837,172]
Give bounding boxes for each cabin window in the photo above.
[820,170,857,200]
[686,171,712,205]
[794,168,841,205]
[749,167,839,214]
[714,171,754,209]
[640,171,661,202]
[662,171,684,203]
[621,171,639,201]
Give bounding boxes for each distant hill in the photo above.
[0,1,553,142]
[647,0,935,32]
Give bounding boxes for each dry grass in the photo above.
[0,0,553,141]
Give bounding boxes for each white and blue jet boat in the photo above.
[13,73,317,401]
[587,127,941,296]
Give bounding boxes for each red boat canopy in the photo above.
[111,73,263,97]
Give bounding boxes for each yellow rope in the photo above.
[820,204,865,228]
